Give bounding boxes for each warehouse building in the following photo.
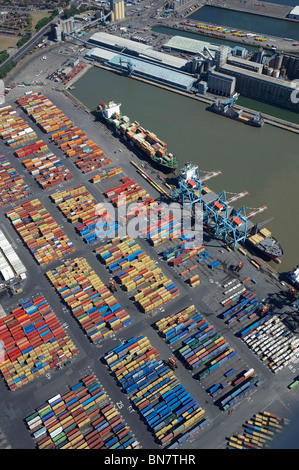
[220,63,299,110]
[0,230,26,283]
[106,54,196,91]
[88,33,188,70]
[86,43,188,73]
[231,46,248,58]
[163,35,228,58]
[89,32,150,56]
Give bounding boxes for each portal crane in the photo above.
[215,205,248,249]
[174,164,221,211]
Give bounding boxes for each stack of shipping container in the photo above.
[103,335,208,447]
[104,176,149,208]
[51,126,111,173]
[15,140,48,158]
[6,199,76,265]
[25,373,140,449]
[17,93,72,134]
[51,185,117,244]
[46,257,132,344]
[21,150,74,189]
[0,156,32,206]
[0,296,78,391]
[227,411,289,449]
[95,236,180,313]
[240,313,299,373]
[0,105,37,147]
[92,167,122,183]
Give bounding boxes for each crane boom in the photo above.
[246,205,268,219]
[227,191,249,204]
[200,170,222,182]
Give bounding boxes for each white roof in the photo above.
[87,46,187,71]
[89,32,151,55]
[163,35,224,55]
[86,48,116,61]
[139,49,187,69]
[290,6,299,15]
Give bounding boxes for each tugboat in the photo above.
[98,101,179,173]
[207,93,264,127]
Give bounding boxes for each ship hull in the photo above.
[208,106,264,127]
[99,110,178,173]
[245,239,283,263]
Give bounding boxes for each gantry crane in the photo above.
[173,163,221,211]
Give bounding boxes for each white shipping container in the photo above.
[48,394,61,405]
[50,426,63,439]
[244,368,254,377]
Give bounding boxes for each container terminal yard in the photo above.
[0,84,298,452]
[0,0,298,454]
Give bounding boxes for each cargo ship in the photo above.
[245,227,284,263]
[207,95,264,127]
[287,266,299,290]
[98,101,179,173]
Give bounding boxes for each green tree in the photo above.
[0,50,9,65]
[16,33,31,48]
[0,60,17,79]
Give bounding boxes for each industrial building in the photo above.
[163,35,229,58]
[86,40,196,92]
[87,46,188,71]
[89,32,153,56]
[172,0,191,10]
[288,6,299,19]
[219,63,299,110]
[214,45,230,69]
[227,56,263,74]
[231,46,249,58]
[88,33,188,71]
[106,55,196,91]
[0,229,26,284]
[51,17,75,41]
[207,70,236,96]
[109,0,125,21]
